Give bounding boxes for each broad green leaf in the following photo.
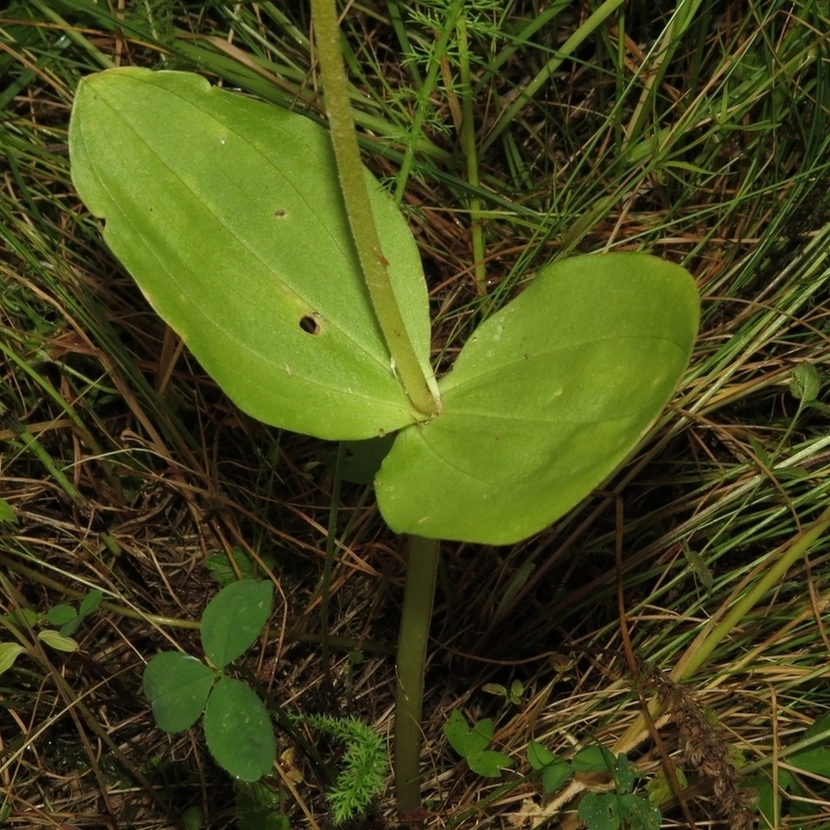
[466,748,514,778]
[47,604,77,626]
[527,740,557,770]
[376,253,699,544]
[577,791,617,830]
[619,793,661,830]
[745,770,792,828]
[201,580,273,669]
[443,710,475,757]
[0,642,26,675]
[788,738,830,777]
[79,589,104,617]
[59,617,82,638]
[541,760,572,794]
[443,711,494,758]
[527,741,572,792]
[143,651,215,732]
[37,629,79,652]
[4,608,38,627]
[615,752,636,794]
[203,677,275,781]
[800,710,830,742]
[571,744,616,774]
[69,68,435,440]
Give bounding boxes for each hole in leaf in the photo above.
[299,315,320,335]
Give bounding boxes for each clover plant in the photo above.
[143,579,276,782]
[68,0,699,813]
[444,710,514,778]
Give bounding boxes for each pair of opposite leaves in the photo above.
[69,68,699,545]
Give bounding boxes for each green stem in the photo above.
[395,535,440,815]
[456,11,486,294]
[310,0,439,418]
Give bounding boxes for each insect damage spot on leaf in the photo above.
[274,209,287,218]
[299,315,321,335]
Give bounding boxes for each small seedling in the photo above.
[482,679,524,706]
[143,579,276,782]
[47,588,103,637]
[443,710,514,777]
[0,589,104,663]
[144,579,384,822]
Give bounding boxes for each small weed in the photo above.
[143,579,276,782]
[295,713,388,824]
[482,678,524,706]
[443,710,514,778]
[46,588,103,637]
[527,742,661,830]
[143,578,385,823]
[0,587,104,664]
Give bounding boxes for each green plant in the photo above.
[68,0,699,813]
[143,579,276,782]
[0,585,105,663]
[483,679,524,706]
[527,743,661,830]
[297,713,388,823]
[46,588,103,637]
[444,710,514,778]
[143,578,385,822]
[67,67,698,549]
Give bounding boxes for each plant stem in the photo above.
[310,0,439,418]
[456,11,487,295]
[395,535,440,815]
